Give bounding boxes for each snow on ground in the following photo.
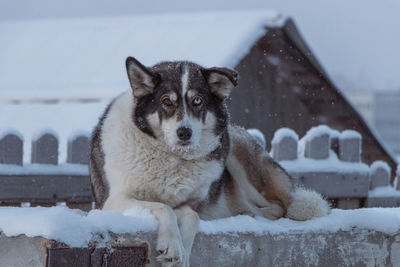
[0,206,399,247]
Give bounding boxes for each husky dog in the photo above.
[90,57,329,267]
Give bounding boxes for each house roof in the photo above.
[0,11,284,101]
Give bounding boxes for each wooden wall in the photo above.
[228,20,398,180]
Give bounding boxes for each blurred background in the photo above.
[0,0,399,163]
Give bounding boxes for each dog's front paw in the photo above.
[156,234,185,267]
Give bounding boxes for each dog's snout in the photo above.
[177,127,192,141]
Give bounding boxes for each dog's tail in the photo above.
[285,187,330,221]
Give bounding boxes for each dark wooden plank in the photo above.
[47,248,91,267]
[47,246,148,267]
[0,175,93,202]
[67,202,93,212]
[31,132,58,165]
[290,172,370,198]
[0,133,23,165]
[67,135,90,164]
[91,247,147,267]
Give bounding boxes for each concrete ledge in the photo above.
[2,229,399,267]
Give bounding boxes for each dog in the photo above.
[89,57,329,267]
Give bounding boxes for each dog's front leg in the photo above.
[103,196,185,266]
[174,205,199,267]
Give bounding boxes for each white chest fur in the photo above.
[101,92,224,207]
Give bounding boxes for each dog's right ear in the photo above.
[126,57,159,97]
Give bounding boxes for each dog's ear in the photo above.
[203,67,238,99]
[126,57,159,97]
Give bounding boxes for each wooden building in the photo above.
[228,19,398,180]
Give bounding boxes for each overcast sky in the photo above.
[1,0,399,91]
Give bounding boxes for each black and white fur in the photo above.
[90,57,329,267]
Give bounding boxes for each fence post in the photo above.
[370,161,391,189]
[339,130,362,162]
[0,129,23,165]
[31,129,59,165]
[67,131,90,164]
[330,130,340,155]
[303,125,330,159]
[271,128,298,161]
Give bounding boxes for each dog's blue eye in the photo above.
[192,96,202,106]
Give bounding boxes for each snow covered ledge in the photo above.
[1,207,400,266]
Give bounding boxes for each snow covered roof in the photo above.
[0,11,284,101]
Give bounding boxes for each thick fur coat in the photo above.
[90,57,329,267]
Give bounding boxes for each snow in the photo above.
[340,130,362,140]
[2,1,400,92]
[32,128,59,142]
[0,163,89,175]
[0,206,399,247]
[266,56,280,66]
[271,127,299,144]
[200,208,400,235]
[0,128,24,141]
[246,128,266,149]
[0,206,157,247]
[297,125,333,155]
[68,130,91,142]
[0,10,283,100]
[370,161,391,175]
[368,186,400,198]
[303,125,332,140]
[280,151,370,174]
[329,129,340,139]
[0,100,108,163]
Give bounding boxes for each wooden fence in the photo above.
[0,126,399,210]
[0,129,93,211]
[269,125,400,208]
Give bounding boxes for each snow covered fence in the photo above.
[270,125,400,209]
[1,126,399,210]
[0,128,92,210]
[0,128,90,165]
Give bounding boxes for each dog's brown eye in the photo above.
[162,97,173,107]
[192,96,203,106]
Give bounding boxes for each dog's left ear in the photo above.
[203,67,238,99]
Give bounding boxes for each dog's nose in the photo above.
[176,127,192,141]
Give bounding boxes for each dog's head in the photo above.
[126,57,238,159]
